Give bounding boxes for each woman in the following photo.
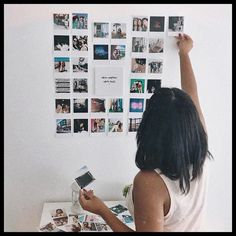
[79,34,212,232]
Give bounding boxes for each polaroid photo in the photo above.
[149,37,164,53]
[72,35,88,52]
[54,35,70,52]
[60,223,82,232]
[91,118,106,133]
[50,208,67,219]
[131,58,146,73]
[68,214,79,224]
[55,78,70,94]
[72,57,88,73]
[52,216,69,227]
[74,119,88,133]
[111,23,126,39]
[147,79,161,93]
[108,98,123,113]
[55,99,70,114]
[122,215,134,224]
[129,98,144,113]
[108,118,123,133]
[84,214,104,223]
[93,44,109,60]
[39,222,60,232]
[56,119,71,134]
[72,13,88,30]
[54,57,70,74]
[82,221,97,231]
[95,222,112,232]
[128,117,142,132]
[132,16,148,32]
[148,59,163,74]
[93,22,109,39]
[130,78,145,93]
[53,13,69,30]
[149,16,165,32]
[110,45,126,60]
[73,78,88,93]
[91,98,106,112]
[74,165,96,189]
[109,204,128,215]
[73,98,88,113]
[168,16,184,36]
[132,37,147,53]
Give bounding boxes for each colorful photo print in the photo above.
[94,223,112,232]
[54,35,70,51]
[129,98,144,112]
[55,78,70,93]
[131,58,146,73]
[73,98,88,113]
[111,23,126,39]
[132,17,148,32]
[53,14,69,30]
[56,119,71,134]
[108,98,123,112]
[91,119,105,133]
[148,59,163,74]
[74,119,88,133]
[147,79,161,93]
[72,13,88,29]
[122,215,134,224]
[82,222,97,231]
[55,99,70,113]
[149,37,164,53]
[72,35,88,51]
[73,78,88,93]
[109,204,128,214]
[94,22,109,38]
[54,57,70,73]
[128,117,142,132]
[168,16,184,35]
[132,37,147,53]
[63,223,82,232]
[108,118,123,133]
[50,208,67,219]
[94,45,109,60]
[110,45,126,60]
[91,98,106,112]
[72,57,88,73]
[53,216,68,227]
[149,16,165,32]
[130,78,145,93]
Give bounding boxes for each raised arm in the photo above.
[176,33,207,133]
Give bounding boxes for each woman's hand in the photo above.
[79,189,108,215]
[175,33,193,55]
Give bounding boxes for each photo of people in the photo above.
[149,37,164,53]
[109,204,128,214]
[132,37,147,52]
[73,99,88,113]
[82,222,97,231]
[53,216,68,227]
[94,22,109,38]
[56,119,71,134]
[148,59,163,74]
[54,35,69,51]
[72,35,88,51]
[74,119,88,133]
[132,17,148,31]
[110,45,126,60]
[129,98,144,112]
[39,222,57,232]
[91,119,105,133]
[122,215,134,224]
[94,223,111,232]
[108,119,123,133]
[149,16,165,32]
[73,78,88,93]
[50,208,67,219]
[54,57,70,73]
[55,99,70,113]
[130,79,145,93]
[128,118,142,132]
[72,13,88,29]
[72,57,88,73]
[147,79,161,93]
[53,14,69,30]
[111,23,126,39]
[108,98,123,112]
[131,58,146,73]
[64,223,81,232]
[55,78,70,93]
[68,214,79,224]
[168,16,184,34]
[94,45,109,60]
[91,98,106,112]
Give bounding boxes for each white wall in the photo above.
[4,4,232,232]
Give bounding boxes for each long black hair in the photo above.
[135,87,212,194]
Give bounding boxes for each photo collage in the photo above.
[53,13,184,136]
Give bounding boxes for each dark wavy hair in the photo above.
[135,87,212,194]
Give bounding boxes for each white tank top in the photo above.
[126,159,209,232]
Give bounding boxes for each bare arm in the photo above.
[176,34,207,133]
